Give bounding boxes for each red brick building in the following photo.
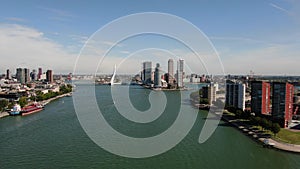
[272,82,294,128]
[251,81,271,115]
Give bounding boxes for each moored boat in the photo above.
[21,103,44,116]
[9,102,44,116]
[9,104,22,116]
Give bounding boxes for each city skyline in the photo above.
[2,1,300,167]
[142,58,184,89]
[1,1,300,75]
[4,67,54,84]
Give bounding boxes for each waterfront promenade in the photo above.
[261,138,300,153]
[0,92,71,119]
[190,92,300,154]
[221,112,300,153]
[40,92,71,106]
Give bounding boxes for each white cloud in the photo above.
[270,3,290,14]
[0,24,75,74]
[270,1,300,25]
[4,17,27,23]
[79,41,297,77]
[221,44,300,75]
[209,34,300,75]
[69,34,89,44]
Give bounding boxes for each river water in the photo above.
[1,84,300,169]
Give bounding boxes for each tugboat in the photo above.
[9,103,21,116]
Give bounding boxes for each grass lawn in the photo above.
[223,109,300,145]
[275,129,300,144]
[223,110,235,116]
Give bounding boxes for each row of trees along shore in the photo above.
[225,106,281,136]
[0,84,73,110]
[190,90,281,136]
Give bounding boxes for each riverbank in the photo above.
[220,111,300,153]
[141,84,189,91]
[0,92,72,119]
[0,111,9,118]
[190,94,300,153]
[40,92,72,106]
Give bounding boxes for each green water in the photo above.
[1,84,300,169]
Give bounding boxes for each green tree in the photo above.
[19,96,28,107]
[226,106,237,114]
[265,120,273,130]
[271,123,281,136]
[0,99,9,112]
[252,116,261,126]
[7,102,15,109]
[235,109,243,118]
[260,118,268,130]
[59,84,72,94]
[200,98,209,104]
[241,110,251,119]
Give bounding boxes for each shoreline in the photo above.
[142,85,189,91]
[40,92,71,106]
[0,111,9,118]
[220,113,300,153]
[0,92,71,119]
[190,97,300,154]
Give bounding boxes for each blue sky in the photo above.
[1,0,300,75]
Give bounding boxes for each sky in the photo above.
[0,0,300,75]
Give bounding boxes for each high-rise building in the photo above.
[38,67,42,80]
[168,59,174,84]
[31,69,37,81]
[142,61,152,85]
[16,68,24,84]
[176,59,184,88]
[6,69,11,80]
[24,68,30,83]
[154,63,162,87]
[190,74,200,83]
[272,82,294,128]
[226,81,246,110]
[16,68,30,84]
[202,84,217,105]
[251,81,271,115]
[46,70,53,83]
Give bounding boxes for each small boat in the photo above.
[9,104,22,116]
